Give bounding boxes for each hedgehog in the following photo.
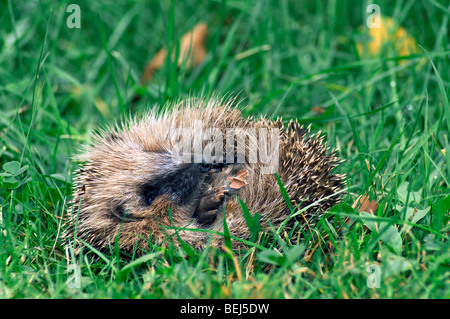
[65,97,344,256]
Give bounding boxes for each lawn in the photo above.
[0,0,449,299]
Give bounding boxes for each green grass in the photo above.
[0,0,449,298]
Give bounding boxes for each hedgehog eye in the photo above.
[145,192,156,205]
[144,186,158,206]
[200,161,211,173]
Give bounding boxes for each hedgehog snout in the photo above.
[199,159,230,173]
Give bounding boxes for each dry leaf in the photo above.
[141,49,167,83]
[227,169,249,190]
[344,195,379,226]
[178,22,207,68]
[355,195,379,215]
[141,22,208,82]
[311,106,325,115]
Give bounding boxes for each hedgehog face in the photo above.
[135,158,236,225]
[68,124,245,254]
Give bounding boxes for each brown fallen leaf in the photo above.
[354,195,379,215]
[141,49,167,83]
[227,169,249,190]
[178,22,207,68]
[343,195,379,226]
[141,22,208,82]
[311,106,325,115]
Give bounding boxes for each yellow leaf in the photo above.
[357,17,418,63]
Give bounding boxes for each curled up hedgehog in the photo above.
[65,97,344,255]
